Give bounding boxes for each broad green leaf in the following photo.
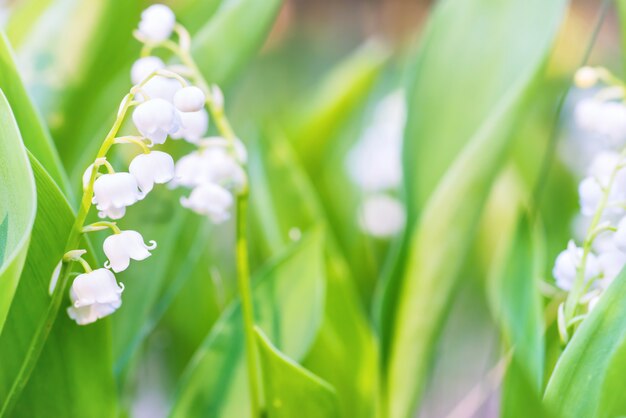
[487,214,546,418]
[190,0,283,85]
[286,40,389,171]
[0,89,36,334]
[255,327,341,418]
[0,32,71,197]
[0,154,116,418]
[170,227,326,417]
[248,132,379,418]
[543,269,626,417]
[383,0,568,415]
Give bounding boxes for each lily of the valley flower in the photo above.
[93,173,142,219]
[103,230,157,273]
[129,151,175,194]
[66,268,124,325]
[172,148,244,188]
[131,56,165,85]
[553,240,601,291]
[174,86,206,112]
[137,4,175,42]
[132,98,180,144]
[171,109,208,144]
[180,183,234,223]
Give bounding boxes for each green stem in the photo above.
[0,94,134,418]
[236,191,262,417]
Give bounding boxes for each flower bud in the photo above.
[131,56,165,85]
[132,98,180,144]
[174,86,206,112]
[67,268,124,325]
[137,4,176,42]
[180,183,233,223]
[574,66,598,89]
[129,151,175,194]
[103,230,157,273]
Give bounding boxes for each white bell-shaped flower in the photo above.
[598,249,626,286]
[66,268,124,325]
[579,177,604,217]
[171,109,208,144]
[131,56,165,85]
[99,206,126,220]
[137,4,176,42]
[93,173,142,216]
[358,194,406,238]
[103,230,157,273]
[180,183,234,223]
[553,240,601,290]
[133,98,180,144]
[171,151,209,188]
[139,76,181,103]
[129,151,175,194]
[174,86,205,112]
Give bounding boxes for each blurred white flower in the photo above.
[597,249,626,286]
[103,230,157,273]
[171,109,208,144]
[174,86,205,112]
[613,217,626,253]
[579,177,604,216]
[574,67,599,89]
[131,56,165,85]
[67,268,124,325]
[575,98,626,147]
[358,194,406,238]
[172,148,244,189]
[181,183,234,223]
[137,4,176,42]
[347,90,406,192]
[93,173,142,218]
[129,151,175,194]
[553,240,601,290]
[133,98,180,144]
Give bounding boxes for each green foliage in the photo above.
[255,327,341,418]
[0,89,36,335]
[0,155,116,418]
[170,228,326,417]
[381,0,568,416]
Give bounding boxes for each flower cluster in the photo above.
[553,66,626,341]
[346,90,407,238]
[133,5,247,223]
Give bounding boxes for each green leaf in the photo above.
[543,268,626,417]
[249,132,380,418]
[0,89,37,335]
[0,32,71,197]
[255,327,341,418]
[190,0,283,85]
[286,40,389,171]
[382,0,568,416]
[0,154,116,417]
[170,227,326,417]
[487,214,546,418]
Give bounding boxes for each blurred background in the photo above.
[0,0,623,417]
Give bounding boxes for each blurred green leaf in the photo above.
[0,89,36,334]
[170,227,326,417]
[382,0,568,415]
[249,132,380,418]
[191,0,283,85]
[0,32,71,197]
[488,215,546,418]
[0,154,116,418]
[543,268,626,417]
[4,0,54,48]
[286,40,389,171]
[255,327,341,418]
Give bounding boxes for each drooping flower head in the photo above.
[103,230,157,273]
[67,269,124,325]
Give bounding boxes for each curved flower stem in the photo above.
[561,152,625,341]
[155,27,261,417]
[0,94,135,418]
